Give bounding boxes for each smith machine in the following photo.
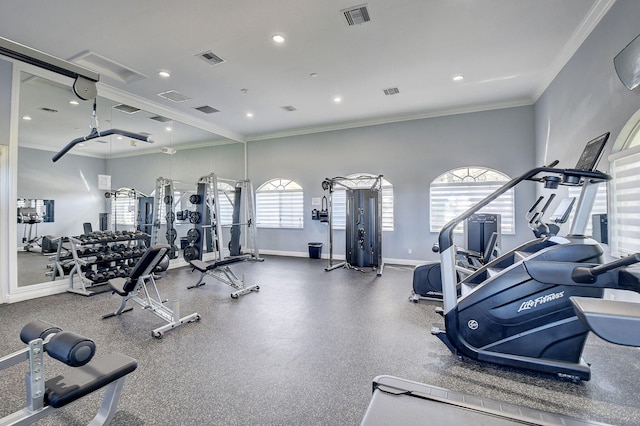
[321,175,384,276]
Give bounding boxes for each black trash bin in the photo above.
[308,242,323,259]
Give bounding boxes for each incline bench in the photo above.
[189,255,260,298]
[103,244,200,338]
[0,320,137,426]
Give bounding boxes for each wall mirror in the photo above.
[16,70,242,288]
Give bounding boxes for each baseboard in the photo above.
[258,249,422,266]
[4,279,69,303]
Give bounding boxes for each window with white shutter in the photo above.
[256,178,304,229]
[610,121,640,255]
[430,167,514,234]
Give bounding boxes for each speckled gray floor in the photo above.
[1,255,640,425]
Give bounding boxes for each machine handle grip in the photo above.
[572,253,640,283]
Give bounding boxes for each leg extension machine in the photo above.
[0,320,137,426]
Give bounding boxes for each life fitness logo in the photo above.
[517,291,565,313]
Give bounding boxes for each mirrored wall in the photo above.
[16,70,244,287]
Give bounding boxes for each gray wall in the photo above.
[107,142,245,195]
[248,106,536,262]
[17,147,107,241]
[535,0,640,169]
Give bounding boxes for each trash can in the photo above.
[308,242,323,259]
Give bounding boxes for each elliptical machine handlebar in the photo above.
[437,166,610,252]
[572,253,640,283]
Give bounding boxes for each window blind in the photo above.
[430,182,514,234]
[611,151,640,254]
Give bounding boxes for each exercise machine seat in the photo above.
[46,353,137,408]
[108,245,169,296]
[571,296,640,347]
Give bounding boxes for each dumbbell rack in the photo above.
[66,230,150,296]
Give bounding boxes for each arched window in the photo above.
[609,115,640,255]
[256,178,304,229]
[330,173,394,231]
[430,167,514,234]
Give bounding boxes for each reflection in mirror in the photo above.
[16,70,240,289]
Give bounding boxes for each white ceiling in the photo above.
[0,0,614,157]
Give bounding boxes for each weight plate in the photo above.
[189,194,201,204]
[189,211,201,224]
[186,228,200,243]
[166,211,175,223]
[183,245,200,262]
[164,195,173,204]
[166,228,177,243]
[169,245,179,259]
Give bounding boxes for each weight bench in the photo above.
[188,256,260,298]
[571,296,640,346]
[103,244,200,338]
[0,320,137,426]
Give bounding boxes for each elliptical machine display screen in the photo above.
[574,132,609,171]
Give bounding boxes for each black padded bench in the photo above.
[189,256,260,298]
[103,245,200,338]
[571,296,640,346]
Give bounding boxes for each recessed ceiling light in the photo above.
[272,34,285,43]
[158,70,171,78]
[22,115,31,121]
[78,143,86,147]
[246,112,254,118]
[69,100,79,106]
[453,74,464,82]
[116,136,123,140]
[165,126,172,132]
[333,96,342,104]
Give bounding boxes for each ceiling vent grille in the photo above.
[342,4,370,26]
[68,50,147,84]
[281,105,297,112]
[197,51,225,66]
[149,115,171,123]
[195,105,220,114]
[113,104,141,114]
[157,90,191,103]
[383,87,399,96]
[40,107,58,113]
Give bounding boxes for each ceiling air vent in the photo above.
[342,4,370,26]
[197,50,225,66]
[383,87,399,96]
[281,105,297,112]
[112,104,141,114]
[40,107,58,113]
[157,90,191,103]
[149,115,171,123]
[194,105,219,114]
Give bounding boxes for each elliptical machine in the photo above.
[431,132,640,381]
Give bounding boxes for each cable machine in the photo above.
[321,174,384,276]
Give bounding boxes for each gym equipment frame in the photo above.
[0,320,137,426]
[362,375,611,425]
[102,245,200,338]
[188,258,260,298]
[432,132,640,380]
[151,177,179,259]
[189,173,262,263]
[321,175,384,276]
